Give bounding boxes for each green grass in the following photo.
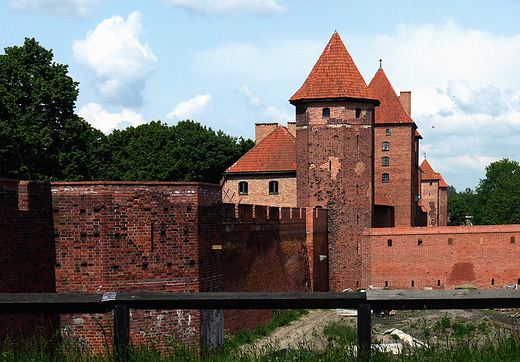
[2,313,520,361]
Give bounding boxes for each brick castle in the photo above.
[2,31,520,351]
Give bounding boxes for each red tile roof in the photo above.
[289,32,378,104]
[374,193,394,206]
[368,68,414,125]
[224,126,296,173]
[420,159,449,187]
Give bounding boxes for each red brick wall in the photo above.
[221,204,327,333]
[0,179,57,344]
[296,101,374,291]
[421,180,439,226]
[51,182,223,351]
[374,124,418,227]
[362,224,520,289]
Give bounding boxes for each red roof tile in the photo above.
[368,68,414,125]
[225,126,296,173]
[289,32,378,104]
[420,159,449,187]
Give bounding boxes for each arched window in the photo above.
[355,108,361,118]
[382,141,390,151]
[386,128,391,136]
[269,181,279,195]
[322,108,330,118]
[382,157,390,166]
[239,181,248,195]
[382,173,390,183]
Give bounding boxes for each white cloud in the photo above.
[79,103,145,133]
[195,39,322,83]
[161,0,285,16]
[73,11,158,107]
[167,94,212,120]
[240,85,263,108]
[9,0,104,17]
[263,106,293,123]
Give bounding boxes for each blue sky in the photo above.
[2,0,520,191]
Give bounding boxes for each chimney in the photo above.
[400,91,411,116]
[287,122,296,137]
[255,123,278,144]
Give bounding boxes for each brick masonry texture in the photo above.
[221,204,328,333]
[362,225,520,289]
[296,102,375,291]
[51,182,224,351]
[222,175,296,207]
[374,124,420,226]
[0,179,57,344]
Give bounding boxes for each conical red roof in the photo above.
[224,126,296,173]
[290,32,378,104]
[420,159,449,187]
[368,68,414,125]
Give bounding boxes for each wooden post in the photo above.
[357,303,371,360]
[113,304,129,362]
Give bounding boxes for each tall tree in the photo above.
[0,38,101,181]
[94,120,254,184]
[472,159,520,225]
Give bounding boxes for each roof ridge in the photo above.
[368,68,414,125]
[289,32,378,103]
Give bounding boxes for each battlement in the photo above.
[222,203,326,224]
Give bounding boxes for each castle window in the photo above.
[511,236,515,244]
[355,108,361,118]
[239,181,248,195]
[387,239,392,247]
[448,237,453,245]
[322,108,330,118]
[269,181,279,195]
[382,157,389,166]
[382,141,390,151]
[386,129,391,136]
[382,173,389,183]
[418,238,423,246]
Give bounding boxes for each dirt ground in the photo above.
[245,308,520,353]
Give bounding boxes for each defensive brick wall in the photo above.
[221,204,327,333]
[0,179,57,344]
[51,182,223,352]
[362,224,520,290]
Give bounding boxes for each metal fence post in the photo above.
[357,303,371,361]
[114,304,129,362]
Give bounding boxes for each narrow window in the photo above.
[386,128,391,136]
[238,181,248,195]
[322,107,330,118]
[269,181,279,195]
[151,222,155,252]
[382,157,389,166]
[448,237,453,245]
[418,238,423,246]
[382,141,390,151]
[387,239,392,247]
[437,280,441,287]
[491,278,495,286]
[355,108,361,118]
[411,280,415,287]
[382,173,390,183]
[511,236,515,244]
[385,281,388,288]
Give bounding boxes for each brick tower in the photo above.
[290,32,379,290]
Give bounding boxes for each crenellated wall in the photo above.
[0,179,57,344]
[221,204,328,333]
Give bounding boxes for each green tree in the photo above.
[0,38,101,181]
[448,196,468,226]
[472,159,520,225]
[94,120,254,183]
